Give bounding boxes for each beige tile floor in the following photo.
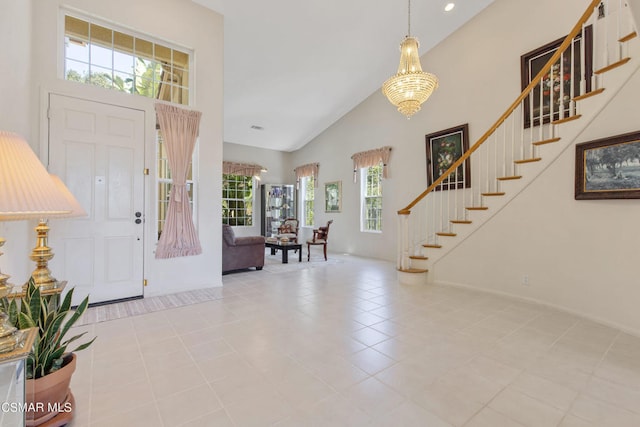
[68,254,640,426]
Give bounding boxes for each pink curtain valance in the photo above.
[351,146,392,182]
[294,162,319,187]
[155,103,202,259]
[223,161,265,178]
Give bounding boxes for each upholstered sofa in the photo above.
[222,224,265,273]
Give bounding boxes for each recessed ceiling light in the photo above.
[444,3,455,12]
[250,125,264,130]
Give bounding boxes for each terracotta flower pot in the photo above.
[25,353,76,426]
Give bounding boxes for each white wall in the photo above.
[223,142,292,237]
[289,101,403,260]
[0,0,224,296]
[289,0,640,332]
[0,0,39,285]
[435,67,640,335]
[290,0,591,261]
[631,0,640,29]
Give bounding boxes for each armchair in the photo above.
[222,225,265,273]
[276,218,299,242]
[306,220,333,261]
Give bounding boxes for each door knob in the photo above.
[135,218,142,224]
[135,212,142,218]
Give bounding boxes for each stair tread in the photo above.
[595,57,631,75]
[532,137,561,146]
[398,268,429,274]
[573,88,605,101]
[552,114,582,125]
[514,158,542,164]
[422,244,442,248]
[482,192,506,196]
[451,220,472,224]
[497,176,522,181]
[619,31,637,43]
[466,206,488,210]
[409,255,429,260]
[436,232,457,237]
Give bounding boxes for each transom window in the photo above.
[64,14,191,105]
[361,163,383,232]
[222,175,254,226]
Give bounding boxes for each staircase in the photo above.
[397,0,639,285]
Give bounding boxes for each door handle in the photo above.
[135,218,142,224]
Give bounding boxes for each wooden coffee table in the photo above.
[265,240,302,263]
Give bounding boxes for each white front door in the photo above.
[47,94,145,305]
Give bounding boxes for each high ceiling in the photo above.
[193,0,495,152]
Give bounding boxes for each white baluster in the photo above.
[515,104,521,176]
[581,23,587,93]
[503,119,508,178]
[604,0,610,67]
[446,171,451,232]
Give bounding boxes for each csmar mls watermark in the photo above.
[1,402,73,413]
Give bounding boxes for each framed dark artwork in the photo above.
[425,124,470,190]
[575,131,640,200]
[521,26,593,128]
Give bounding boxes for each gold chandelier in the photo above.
[382,0,438,118]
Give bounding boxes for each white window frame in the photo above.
[299,176,315,227]
[61,10,193,105]
[360,163,383,233]
[222,174,256,227]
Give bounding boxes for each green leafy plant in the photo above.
[5,278,95,379]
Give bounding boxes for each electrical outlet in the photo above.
[522,275,530,286]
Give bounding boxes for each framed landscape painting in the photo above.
[425,124,470,191]
[575,131,640,200]
[325,181,342,212]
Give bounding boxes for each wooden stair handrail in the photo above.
[398,0,602,215]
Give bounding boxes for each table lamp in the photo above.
[22,174,88,292]
[0,131,82,293]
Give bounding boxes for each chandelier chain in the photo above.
[408,0,411,36]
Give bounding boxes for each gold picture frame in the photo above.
[324,181,342,213]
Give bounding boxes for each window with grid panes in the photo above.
[157,130,196,239]
[222,175,254,226]
[361,163,383,232]
[64,14,191,105]
[300,176,315,226]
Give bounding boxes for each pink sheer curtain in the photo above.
[155,103,202,259]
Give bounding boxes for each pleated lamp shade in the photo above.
[0,131,73,220]
[49,174,88,218]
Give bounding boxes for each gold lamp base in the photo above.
[0,238,26,354]
[0,229,66,301]
[0,237,9,288]
[25,220,64,293]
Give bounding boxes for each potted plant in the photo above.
[2,278,95,426]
